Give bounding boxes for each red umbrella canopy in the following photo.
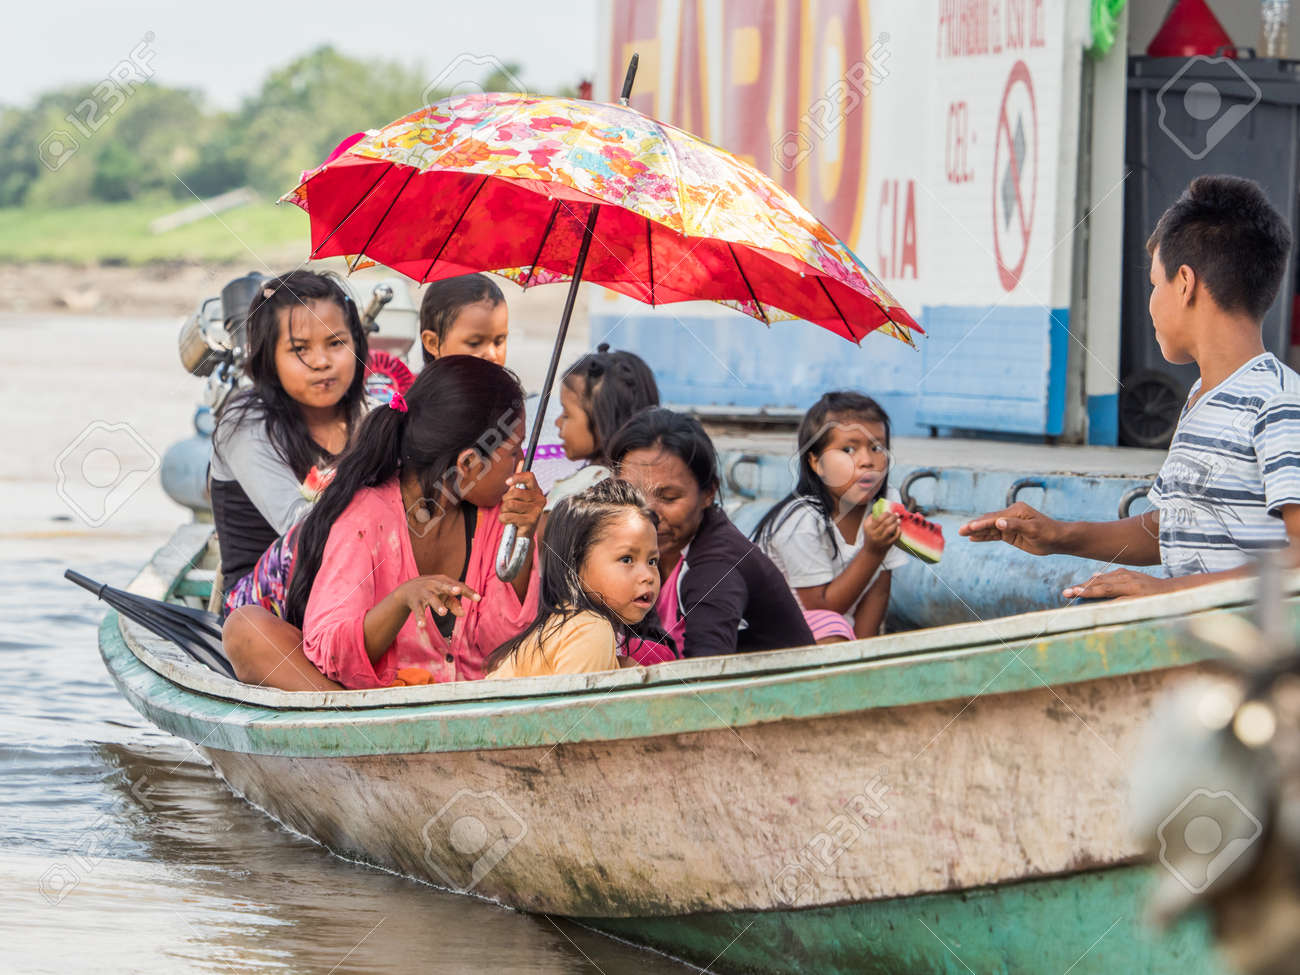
[285,92,920,347]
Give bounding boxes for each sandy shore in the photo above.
[0,260,265,317]
[0,257,593,325]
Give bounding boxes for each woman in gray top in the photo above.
[211,271,368,610]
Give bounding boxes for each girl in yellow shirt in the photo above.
[485,479,664,679]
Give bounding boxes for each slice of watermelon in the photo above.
[871,498,944,564]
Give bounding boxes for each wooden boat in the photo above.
[98,520,1287,974]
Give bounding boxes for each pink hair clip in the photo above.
[388,391,409,413]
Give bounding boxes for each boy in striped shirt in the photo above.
[960,175,1300,598]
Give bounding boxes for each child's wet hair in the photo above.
[547,477,660,579]
[484,478,666,674]
[284,355,524,626]
[214,269,368,480]
[561,344,660,463]
[419,273,506,364]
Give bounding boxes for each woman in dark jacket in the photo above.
[609,409,814,658]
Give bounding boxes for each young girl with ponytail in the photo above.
[222,356,545,691]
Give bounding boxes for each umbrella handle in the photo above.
[65,569,107,600]
[495,525,531,581]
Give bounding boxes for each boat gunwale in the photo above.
[102,603,1253,757]
[118,523,1296,715]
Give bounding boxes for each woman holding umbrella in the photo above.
[222,356,546,691]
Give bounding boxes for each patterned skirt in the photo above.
[223,524,299,620]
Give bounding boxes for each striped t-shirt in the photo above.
[1147,353,1300,576]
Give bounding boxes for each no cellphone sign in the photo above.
[992,60,1038,291]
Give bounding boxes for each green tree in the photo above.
[229,46,427,197]
[179,115,249,199]
[0,90,101,207]
[20,88,101,208]
[6,83,206,207]
[0,45,541,209]
[0,105,41,206]
[90,140,139,201]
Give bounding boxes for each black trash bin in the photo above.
[1121,55,1300,447]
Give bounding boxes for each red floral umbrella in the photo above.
[284,61,920,576]
[287,103,918,344]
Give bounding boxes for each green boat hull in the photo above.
[586,867,1224,974]
[96,525,1295,975]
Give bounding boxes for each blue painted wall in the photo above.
[593,304,1073,438]
[1087,393,1120,445]
[914,306,1070,435]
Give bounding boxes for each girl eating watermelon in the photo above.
[753,392,908,643]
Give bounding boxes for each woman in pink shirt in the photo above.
[223,356,544,690]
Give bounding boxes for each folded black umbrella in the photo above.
[66,569,236,680]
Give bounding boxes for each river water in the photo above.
[0,313,691,974]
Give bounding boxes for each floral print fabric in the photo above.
[286,93,920,346]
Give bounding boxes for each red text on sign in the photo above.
[877,178,918,279]
[945,101,975,183]
[936,0,1047,58]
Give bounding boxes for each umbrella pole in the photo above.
[496,203,602,581]
[619,53,639,105]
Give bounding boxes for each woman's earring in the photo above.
[413,503,432,524]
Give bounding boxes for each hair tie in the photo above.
[388,391,409,413]
[596,342,611,354]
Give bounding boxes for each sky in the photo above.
[4,0,599,109]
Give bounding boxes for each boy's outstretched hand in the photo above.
[1062,568,1171,600]
[958,502,1064,557]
